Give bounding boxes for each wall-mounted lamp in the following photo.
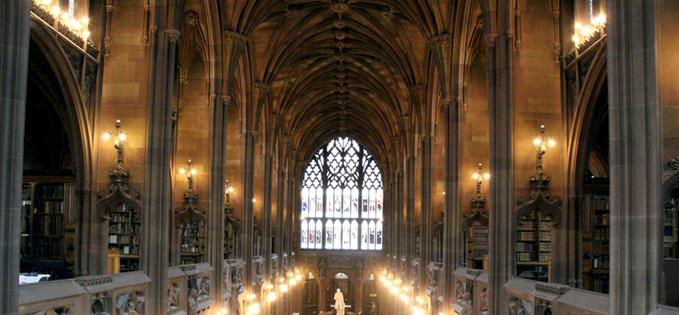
[225,179,234,206]
[179,159,197,192]
[471,163,489,211]
[102,119,126,168]
[472,163,491,192]
[533,125,556,180]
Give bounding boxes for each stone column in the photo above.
[607,0,661,313]
[207,94,229,306]
[241,129,256,287]
[420,133,432,288]
[276,147,285,261]
[262,150,272,278]
[0,1,30,313]
[486,3,514,314]
[406,154,415,264]
[442,99,461,309]
[142,24,180,315]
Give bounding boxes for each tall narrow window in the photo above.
[300,137,384,251]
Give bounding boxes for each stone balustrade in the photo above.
[19,271,150,315]
[18,262,225,315]
[449,268,675,315]
[167,262,214,315]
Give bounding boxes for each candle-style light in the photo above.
[179,159,197,192]
[102,119,127,169]
[225,179,234,206]
[532,125,556,181]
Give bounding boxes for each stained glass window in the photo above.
[300,137,384,251]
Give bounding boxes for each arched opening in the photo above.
[300,137,384,251]
[303,272,319,315]
[20,38,83,281]
[578,82,610,293]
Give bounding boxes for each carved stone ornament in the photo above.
[76,276,114,287]
[479,287,489,314]
[167,281,181,310]
[516,164,562,226]
[97,160,142,219]
[666,156,679,171]
[508,297,533,315]
[116,290,144,315]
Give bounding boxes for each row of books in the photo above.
[593,227,609,241]
[38,185,65,199]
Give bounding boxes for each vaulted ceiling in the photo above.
[223,0,458,168]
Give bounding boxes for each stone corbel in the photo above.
[104,0,115,56]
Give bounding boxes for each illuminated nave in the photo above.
[1,0,679,314]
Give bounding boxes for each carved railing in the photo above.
[167,263,214,315]
[19,271,150,315]
[223,258,245,313]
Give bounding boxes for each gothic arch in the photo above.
[28,20,96,274]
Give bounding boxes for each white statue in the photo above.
[333,288,346,315]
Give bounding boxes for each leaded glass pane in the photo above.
[300,137,383,251]
[301,220,308,249]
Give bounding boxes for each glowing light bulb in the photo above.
[279,284,289,293]
[117,132,126,141]
[61,12,71,21]
[574,22,583,30]
[40,0,53,6]
[179,168,186,175]
[484,172,491,180]
[572,34,581,45]
[533,138,542,147]
[102,131,111,141]
[190,168,197,175]
[267,292,277,302]
[472,172,480,180]
[51,5,60,16]
[80,16,89,26]
[227,186,234,193]
[547,139,556,148]
[82,30,91,40]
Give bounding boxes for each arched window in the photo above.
[300,137,384,251]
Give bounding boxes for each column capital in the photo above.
[166,29,181,43]
[224,30,247,44]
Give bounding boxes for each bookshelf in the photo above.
[466,222,488,270]
[664,194,678,258]
[179,218,205,264]
[21,183,33,258]
[97,161,143,274]
[107,204,141,272]
[224,207,240,259]
[32,183,67,260]
[581,181,609,293]
[515,212,552,282]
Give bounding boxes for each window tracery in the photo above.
[300,137,383,251]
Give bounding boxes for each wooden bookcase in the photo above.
[515,212,551,282]
[21,182,74,261]
[514,167,561,283]
[97,164,143,274]
[179,218,205,264]
[466,222,489,270]
[224,206,240,259]
[581,181,609,293]
[107,204,141,272]
[664,195,678,258]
